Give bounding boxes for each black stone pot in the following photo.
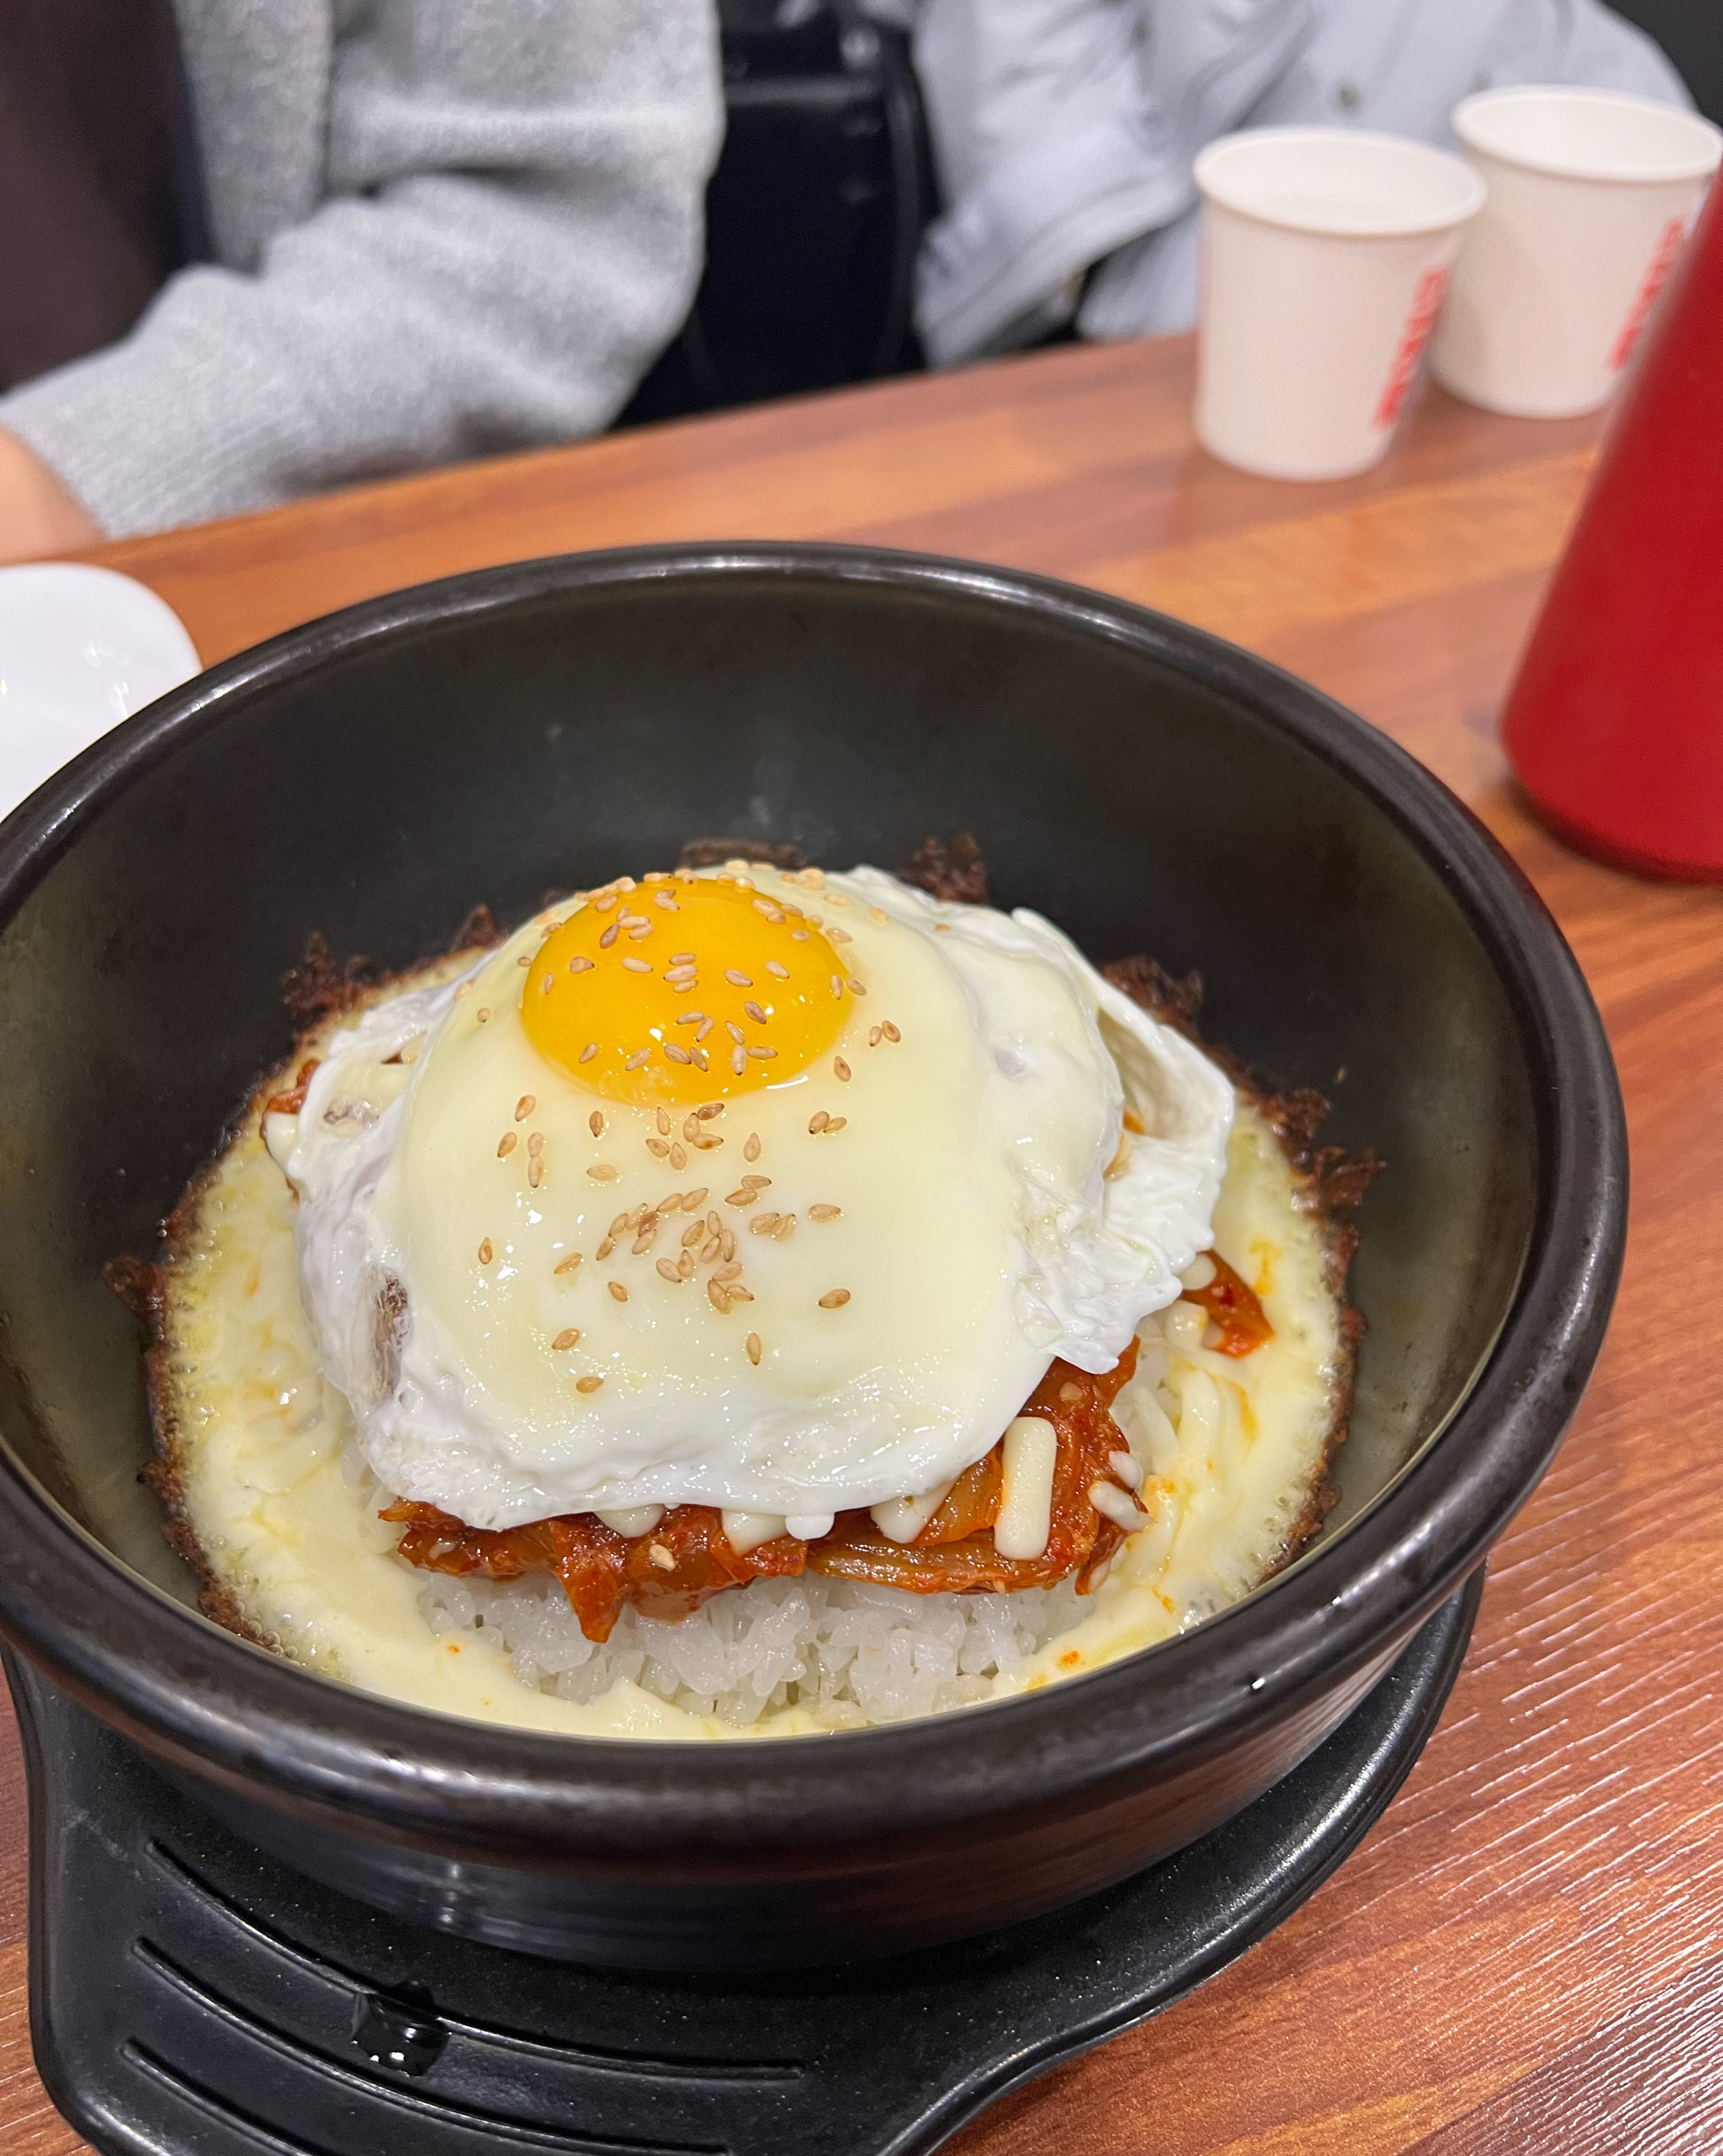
[0,545,1625,1971]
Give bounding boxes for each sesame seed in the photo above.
[707,1278,731,1313]
[773,1214,796,1240]
[684,1186,709,1208]
[654,892,678,911]
[869,1026,882,1047]
[576,1375,604,1393]
[726,1283,755,1303]
[540,975,554,995]
[621,956,651,974]
[528,1159,543,1188]
[752,898,777,918]
[766,961,789,978]
[648,1137,669,1157]
[726,1187,758,1206]
[656,1257,683,1283]
[681,1218,705,1247]
[516,1095,535,1121]
[596,1238,615,1259]
[589,1111,605,1137]
[834,1057,851,1081]
[627,924,652,942]
[555,1252,583,1274]
[810,1204,841,1221]
[478,1238,494,1265]
[477,1008,491,1023]
[819,1289,851,1309]
[588,1163,619,1182]
[744,1133,761,1161]
[599,924,619,948]
[517,953,531,967]
[791,930,810,942]
[528,1131,544,1155]
[746,1045,777,1060]
[700,1235,722,1262]
[696,1101,724,1120]
[624,1049,650,1070]
[826,892,850,908]
[696,1019,714,1042]
[847,978,866,997]
[731,1046,746,1075]
[568,955,595,973]
[720,1228,737,1261]
[1060,1381,1084,1403]
[715,1259,741,1282]
[553,1327,580,1350]
[808,1111,829,1134]
[882,1021,901,1042]
[580,1042,598,1062]
[708,1211,722,1235]
[868,906,888,924]
[725,1022,744,1045]
[644,871,668,883]
[829,973,843,998]
[609,1211,631,1235]
[674,1010,703,1025]
[750,1212,781,1235]
[826,1117,847,1133]
[665,1043,692,1065]
[633,1224,658,1255]
[743,1001,768,1024]
[670,1143,687,1170]
[829,927,853,944]
[593,893,618,912]
[609,1282,628,1303]
[746,1333,762,1366]
[455,980,473,1000]
[725,969,752,987]
[671,951,695,964]
[497,1132,517,1158]
[692,1048,710,1070]
[678,1250,695,1280]
[740,1173,770,1188]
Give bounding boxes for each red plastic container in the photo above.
[1502,176,1723,879]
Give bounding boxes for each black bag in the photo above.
[620,0,938,425]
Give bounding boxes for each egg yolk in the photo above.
[522,873,853,1105]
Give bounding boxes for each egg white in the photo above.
[278,868,1233,1529]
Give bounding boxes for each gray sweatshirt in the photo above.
[1,0,724,540]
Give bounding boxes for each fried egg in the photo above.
[270,865,1233,1533]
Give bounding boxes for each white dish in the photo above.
[0,565,200,822]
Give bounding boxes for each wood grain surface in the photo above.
[5,334,1719,2155]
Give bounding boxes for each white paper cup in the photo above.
[1433,87,1722,419]
[1194,129,1484,482]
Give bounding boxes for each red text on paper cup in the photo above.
[1609,215,1687,373]
[1372,265,1452,432]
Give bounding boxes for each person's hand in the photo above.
[0,430,101,564]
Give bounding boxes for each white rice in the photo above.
[420,1568,1090,1730]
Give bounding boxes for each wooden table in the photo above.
[5,334,1720,2155]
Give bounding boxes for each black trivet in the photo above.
[13,1573,1481,2156]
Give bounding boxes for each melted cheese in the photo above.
[158,983,1342,1740]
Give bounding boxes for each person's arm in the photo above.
[0,0,723,542]
[0,430,101,563]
